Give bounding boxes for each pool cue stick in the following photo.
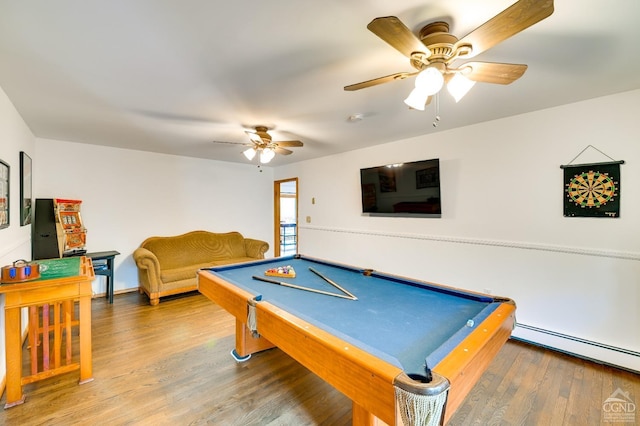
[252,276,355,300]
[308,267,358,300]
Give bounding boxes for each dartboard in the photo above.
[566,170,617,208]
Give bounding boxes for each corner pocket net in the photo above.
[395,385,448,426]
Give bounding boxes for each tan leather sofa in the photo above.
[133,230,269,305]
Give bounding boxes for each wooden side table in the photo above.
[0,256,94,408]
[86,251,120,304]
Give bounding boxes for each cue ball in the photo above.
[466,319,474,327]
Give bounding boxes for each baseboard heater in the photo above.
[512,323,640,373]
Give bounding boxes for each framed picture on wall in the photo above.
[20,152,32,226]
[416,167,439,189]
[378,168,396,193]
[0,159,9,229]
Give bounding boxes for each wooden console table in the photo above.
[0,256,94,408]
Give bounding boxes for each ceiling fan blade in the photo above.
[367,16,431,58]
[460,62,527,84]
[212,140,252,146]
[276,140,303,148]
[454,0,554,59]
[344,71,419,91]
[246,131,263,144]
[274,147,293,155]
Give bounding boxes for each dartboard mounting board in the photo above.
[562,161,621,218]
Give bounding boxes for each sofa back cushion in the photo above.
[141,231,248,270]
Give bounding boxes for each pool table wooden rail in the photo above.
[197,268,515,425]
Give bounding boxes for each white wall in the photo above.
[275,90,640,371]
[0,86,36,385]
[34,139,275,296]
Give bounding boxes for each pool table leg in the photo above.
[352,402,391,426]
[233,319,275,359]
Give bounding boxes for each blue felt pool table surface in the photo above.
[204,255,502,377]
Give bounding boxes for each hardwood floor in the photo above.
[0,291,637,425]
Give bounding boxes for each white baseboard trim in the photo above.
[512,323,640,373]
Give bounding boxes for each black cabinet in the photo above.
[32,199,60,260]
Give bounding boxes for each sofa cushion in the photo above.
[158,277,199,293]
[161,262,214,283]
[161,258,260,284]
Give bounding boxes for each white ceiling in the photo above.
[1,0,639,166]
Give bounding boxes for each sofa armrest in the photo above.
[133,247,162,293]
[244,238,269,259]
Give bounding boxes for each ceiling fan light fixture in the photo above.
[260,147,276,164]
[447,72,476,102]
[403,87,430,110]
[243,147,256,161]
[414,67,444,96]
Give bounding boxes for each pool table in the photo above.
[197,255,515,425]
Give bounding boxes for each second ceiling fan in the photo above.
[213,126,303,164]
[344,0,554,109]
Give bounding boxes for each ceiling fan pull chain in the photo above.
[433,93,441,127]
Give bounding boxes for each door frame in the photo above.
[273,177,298,257]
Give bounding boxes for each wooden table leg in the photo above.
[353,401,385,425]
[78,296,93,384]
[233,319,275,360]
[4,307,26,408]
[352,401,396,426]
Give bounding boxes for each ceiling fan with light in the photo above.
[212,126,303,164]
[344,0,554,109]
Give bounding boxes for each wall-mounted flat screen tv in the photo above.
[360,158,441,218]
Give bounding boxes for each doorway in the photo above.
[274,178,298,256]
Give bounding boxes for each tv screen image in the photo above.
[360,158,441,218]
